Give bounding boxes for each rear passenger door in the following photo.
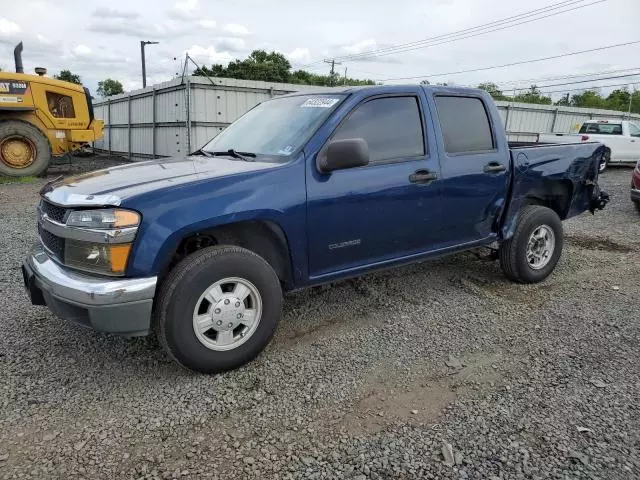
[432,94,510,245]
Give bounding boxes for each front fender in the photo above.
[122,163,307,278]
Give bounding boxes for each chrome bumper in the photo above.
[22,244,157,336]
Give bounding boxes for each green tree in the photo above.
[570,89,605,109]
[477,82,507,100]
[555,93,571,106]
[513,85,552,105]
[192,49,375,87]
[604,88,631,112]
[54,70,82,84]
[97,79,124,97]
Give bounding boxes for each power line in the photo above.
[341,0,606,63]
[297,0,586,66]
[296,0,606,68]
[493,67,640,87]
[377,40,640,82]
[506,72,640,92]
[538,81,639,95]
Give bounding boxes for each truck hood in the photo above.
[40,155,283,206]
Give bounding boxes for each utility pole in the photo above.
[343,67,348,86]
[628,84,634,118]
[324,58,342,86]
[140,40,159,88]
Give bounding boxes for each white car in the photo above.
[538,120,640,172]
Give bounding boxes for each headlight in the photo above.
[66,209,140,229]
[65,240,132,275]
[61,208,139,275]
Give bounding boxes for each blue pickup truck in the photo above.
[23,85,609,373]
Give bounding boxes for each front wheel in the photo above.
[154,245,283,373]
[499,205,564,283]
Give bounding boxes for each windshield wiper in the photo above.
[191,148,212,157]
[209,149,256,161]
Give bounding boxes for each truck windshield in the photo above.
[201,94,346,157]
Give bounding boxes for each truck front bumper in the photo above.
[22,244,157,336]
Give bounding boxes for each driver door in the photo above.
[305,93,443,280]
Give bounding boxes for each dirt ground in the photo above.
[0,156,638,479]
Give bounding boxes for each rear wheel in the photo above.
[154,245,283,373]
[634,201,640,214]
[599,149,610,173]
[499,205,563,283]
[0,120,51,177]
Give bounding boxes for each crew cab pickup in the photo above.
[22,85,609,373]
[538,119,640,171]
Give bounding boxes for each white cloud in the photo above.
[92,7,139,19]
[36,34,52,44]
[214,37,246,53]
[288,47,312,65]
[223,23,250,36]
[88,18,185,39]
[73,44,92,56]
[186,45,235,66]
[0,18,20,37]
[173,0,199,19]
[198,19,217,29]
[341,38,377,55]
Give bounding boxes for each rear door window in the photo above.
[579,123,623,135]
[434,96,494,154]
[332,96,425,164]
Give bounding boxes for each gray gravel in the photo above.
[0,158,638,479]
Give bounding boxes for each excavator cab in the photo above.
[0,42,103,177]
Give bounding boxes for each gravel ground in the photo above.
[0,157,638,480]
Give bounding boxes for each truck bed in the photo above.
[500,142,605,239]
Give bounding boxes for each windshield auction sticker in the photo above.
[300,97,340,108]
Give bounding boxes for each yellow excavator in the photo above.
[0,42,103,177]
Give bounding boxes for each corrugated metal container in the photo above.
[93,76,338,158]
[93,79,640,158]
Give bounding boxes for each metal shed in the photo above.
[93,76,338,159]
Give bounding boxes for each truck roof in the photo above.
[279,84,486,97]
[0,72,86,93]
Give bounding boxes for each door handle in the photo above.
[483,162,507,173]
[409,169,438,184]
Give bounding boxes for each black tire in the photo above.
[634,201,640,214]
[154,245,283,374]
[499,205,563,284]
[0,120,52,177]
[599,149,610,173]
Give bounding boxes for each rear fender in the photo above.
[500,144,606,239]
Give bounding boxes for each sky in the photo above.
[0,0,638,99]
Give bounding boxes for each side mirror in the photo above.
[317,138,369,173]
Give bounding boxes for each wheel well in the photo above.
[522,180,573,219]
[162,220,294,289]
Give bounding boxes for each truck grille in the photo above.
[40,200,68,224]
[38,223,65,261]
